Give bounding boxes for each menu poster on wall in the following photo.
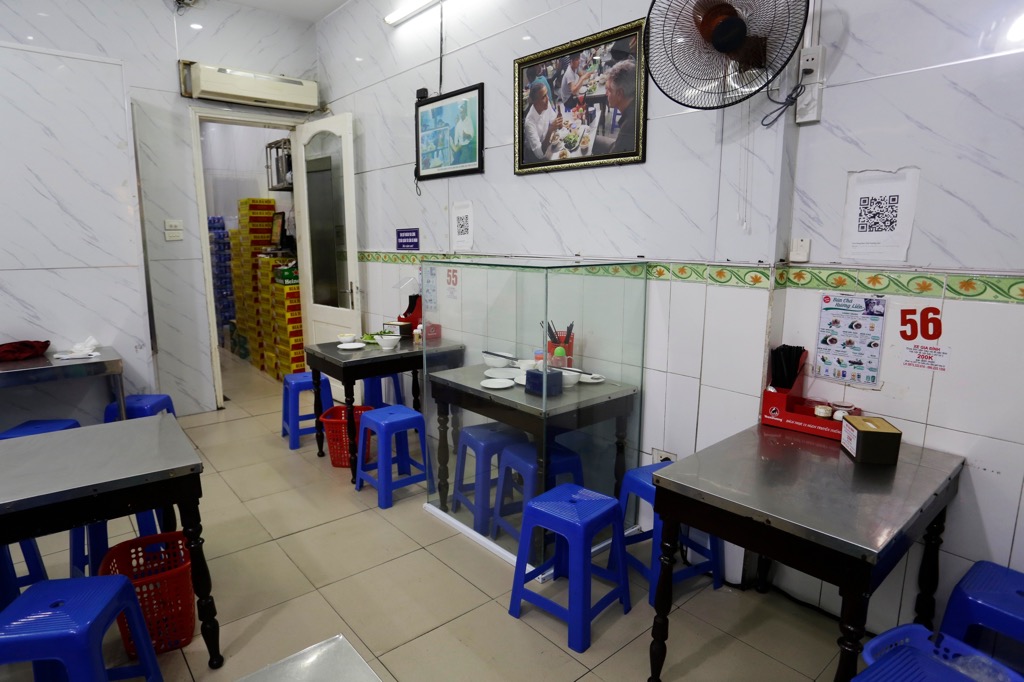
[815,293,886,388]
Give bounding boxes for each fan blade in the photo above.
[729,34,768,71]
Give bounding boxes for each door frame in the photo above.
[188,106,306,408]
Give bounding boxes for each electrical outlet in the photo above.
[164,219,183,231]
[795,46,825,125]
[164,230,184,241]
[789,238,810,263]
[652,448,677,464]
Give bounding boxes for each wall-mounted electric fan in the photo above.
[645,0,809,110]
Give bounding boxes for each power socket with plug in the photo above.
[795,45,825,125]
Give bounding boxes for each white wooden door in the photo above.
[291,114,361,343]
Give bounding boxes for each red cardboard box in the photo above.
[760,351,861,440]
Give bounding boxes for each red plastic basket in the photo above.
[546,331,575,368]
[98,531,194,657]
[321,404,375,467]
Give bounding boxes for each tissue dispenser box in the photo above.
[841,416,902,465]
[524,369,562,397]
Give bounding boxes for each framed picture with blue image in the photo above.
[415,83,484,181]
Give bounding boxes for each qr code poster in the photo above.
[450,200,473,251]
[840,167,919,262]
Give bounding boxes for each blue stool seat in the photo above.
[508,484,631,653]
[0,419,80,440]
[493,442,584,542]
[0,575,162,681]
[619,461,724,605]
[858,623,1024,681]
[282,372,334,450]
[103,394,175,423]
[362,374,404,408]
[854,645,970,681]
[355,405,431,509]
[941,560,1024,645]
[452,424,528,535]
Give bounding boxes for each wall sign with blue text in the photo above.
[396,228,419,251]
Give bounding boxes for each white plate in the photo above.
[480,378,515,390]
[338,342,366,350]
[485,368,522,380]
[579,374,605,384]
[513,374,527,386]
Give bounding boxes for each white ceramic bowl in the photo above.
[516,359,537,371]
[483,351,515,368]
[337,333,357,344]
[557,368,580,388]
[375,334,400,350]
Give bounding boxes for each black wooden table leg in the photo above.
[159,505,178,533]
[345,380,357,484]
[412,369,421,412]
[614,415,627,499]
[437,401,450,512]
[649,514,680,682]
[179,499,223,669]
[835,587,869,682]
[914,507,946,629]
[756,554,773,593]
[312,369,325,457]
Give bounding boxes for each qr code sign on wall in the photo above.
[857,195,899,232]
[456,214,469,236]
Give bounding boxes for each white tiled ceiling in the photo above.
[219,0,350,23]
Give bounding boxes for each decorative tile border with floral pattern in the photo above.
[358,252,1023,303]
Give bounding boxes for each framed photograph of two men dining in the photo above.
[514,19,647,175]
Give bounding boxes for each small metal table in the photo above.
[237,635,380,681]
[0,346,127,420]
[647,425,964,682]
[429,364,638,521]
[305,339,465,483]
[0,413,224,669]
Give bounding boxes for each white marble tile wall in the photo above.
[792,51,1024,270]
[443,0,581,53]
[355,164,449,252]
[0,45,140,271]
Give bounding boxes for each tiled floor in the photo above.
[3,351,849,681]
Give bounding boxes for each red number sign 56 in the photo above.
[899,307,942,341]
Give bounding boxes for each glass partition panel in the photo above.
[304,130,351,309]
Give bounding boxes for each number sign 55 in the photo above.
[899,307,942,341]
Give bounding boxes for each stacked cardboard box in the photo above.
[272,277,304,379]
[258,255,293,371]
[230,198,275,367]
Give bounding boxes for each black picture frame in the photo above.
[414,83,485,181]
[514,19,647,175]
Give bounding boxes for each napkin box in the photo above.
[524,369,562,397]
[841,416,902,465]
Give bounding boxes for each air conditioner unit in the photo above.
[178,60,319,112]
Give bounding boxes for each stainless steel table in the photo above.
[238,635,381,681]
[647,425,964,682]
[305,339,465,483]
[429,364,639,559]
[0,413,224,669]
[0,346,127,420]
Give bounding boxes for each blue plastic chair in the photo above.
[103,394,175,422]
[0,419,80,440]
[452,424,528,535]
[492,442,584,542]
[362,374,404,408]
[0,575,162,681]
[281,372,334,450]
[859,623,1024,681]
[355,405,431,509]
[508,484,632,653]
[941,560,1024,645]
[618,461,724,605]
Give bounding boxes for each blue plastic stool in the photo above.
[103,394,175,423]
[508,484,632,653]
[452,424,528,535]
[69,511,161,578]
[859,623,1024,681]
[492,442,584,542]
[0,419,80,440]
[0,575,162,681]
[1,541,49,611]
[281,372,334,450]
[618,461,724,605]
[362,374,404,408]
[941,560,1024,645]
[355,405,431,509]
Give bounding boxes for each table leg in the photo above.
[345,381,358,484]
[834,587,869,682]
[614,415,627,500]
[160,505,178,532]
[649,516,680,682]
[109,374,127,420]
[436,401,451,512]
[179,499,223,669]
[914,507,946,629]
[756,555,773,593]
[312,370,325,458]
[412,369,421,412]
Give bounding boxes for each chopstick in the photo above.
[482,350,514,358]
